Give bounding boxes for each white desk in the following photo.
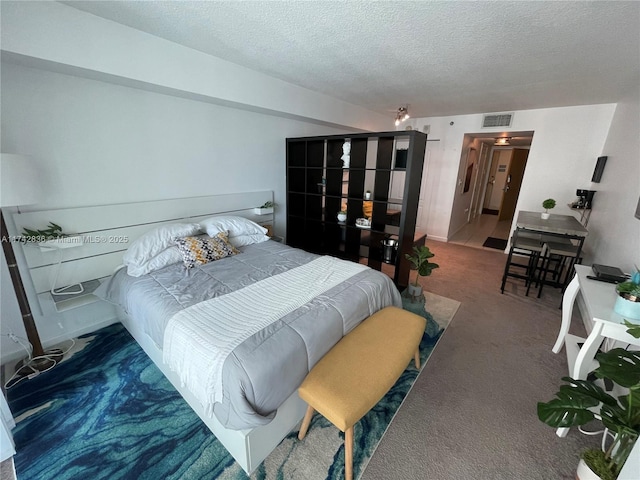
[553,264,640,437]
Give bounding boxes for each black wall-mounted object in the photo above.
[591,156,608,183]
[394,149,408,170]
[575,189,596,209]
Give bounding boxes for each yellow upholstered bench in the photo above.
[297,306,426,480]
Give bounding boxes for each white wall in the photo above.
[411,104,617,242]
[584,89,640,272]
[0,1,390,132]
[0,62,354,362]
[0,1,398,363]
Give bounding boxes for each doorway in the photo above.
[449,132,533,249]
[482,148,529,221]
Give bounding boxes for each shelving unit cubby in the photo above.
[286,130,427,288]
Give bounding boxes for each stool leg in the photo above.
[345,426,354,480]
[537,253,552,298]
[525,251,539,296]
[414,348,420,369]
[298,405,315,440]
[500,247,515,293]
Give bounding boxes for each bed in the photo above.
[98,237,401,431]
[10,192,401,474]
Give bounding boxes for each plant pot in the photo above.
[407,283,423,298]
[337,213,347,222]
[614,294,640,320]
[254,207,273,215]
[541,212,550,219]
[576,458,603,480]
[364,192,371,200]
[38,235,84,251]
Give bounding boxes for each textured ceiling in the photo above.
[63,1,640,118]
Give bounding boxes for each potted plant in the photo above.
[254,201,274,215]
[337,209,347,222]
[364,190,372,200]
[614,269,640,320]
[22,222,83,250]
[541,198,556,219]
[404,245,439,300]
[537,320,640,480]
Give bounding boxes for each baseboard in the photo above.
[429,235,448,243]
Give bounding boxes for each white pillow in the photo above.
[126,246,183,277]
[229,233,271,248]
[199,216,267,238]
[123,223,201,267]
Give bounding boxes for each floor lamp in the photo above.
[1,154,62,376]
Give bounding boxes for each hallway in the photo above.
[447,214,511,250]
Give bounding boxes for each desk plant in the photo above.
[404,245,439,300]
[614,269,640,320]
[254,201,275,215]
[21,222,68,241]
[537,321,640,480]
[541,198,556,219]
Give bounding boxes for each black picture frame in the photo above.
[394,149,408,170]
[591,156,608,183]
[463,163,473,193]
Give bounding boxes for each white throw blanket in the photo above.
[163,256,368,413]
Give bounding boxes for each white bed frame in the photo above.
[11,191,307,474]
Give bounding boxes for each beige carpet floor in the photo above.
[362,240,600,480]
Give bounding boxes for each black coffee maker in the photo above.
[572,189,596,209]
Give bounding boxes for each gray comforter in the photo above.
[97,240,401,429]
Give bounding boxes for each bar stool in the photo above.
[536,239,583,298]
[500,229,544,295]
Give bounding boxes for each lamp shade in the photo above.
[1,154,42,207]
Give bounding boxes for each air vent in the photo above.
[482,112,514,128]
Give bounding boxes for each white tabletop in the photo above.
[575,264,627,325]
[516,211,588,237]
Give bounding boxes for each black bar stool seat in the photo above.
[500,230,544,295]
[536,240,583,298]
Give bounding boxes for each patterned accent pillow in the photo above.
[174,232,239,268]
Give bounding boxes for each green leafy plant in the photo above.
[404,245,439,287]
[617,281,640,301]
[616,268,640,302]
[542,198,556,212]
[259,201,274,209]
[624,320,640,338]
[537,324,640,478]
[21,222,68,241]
[581,450,616,480]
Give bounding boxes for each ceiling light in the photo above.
[395,106,410,126]
[494,137,511,146]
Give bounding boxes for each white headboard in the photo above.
[12,191,274,312]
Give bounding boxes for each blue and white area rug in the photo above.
[7,294,459,480]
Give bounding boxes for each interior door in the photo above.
[498,148,529,221]
[469,143,489,220]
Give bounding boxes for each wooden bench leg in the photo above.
[414,348,420,369]
[298,405,315,440]
[345,426,354,480]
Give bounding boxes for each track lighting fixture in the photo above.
[394,106,410,126]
